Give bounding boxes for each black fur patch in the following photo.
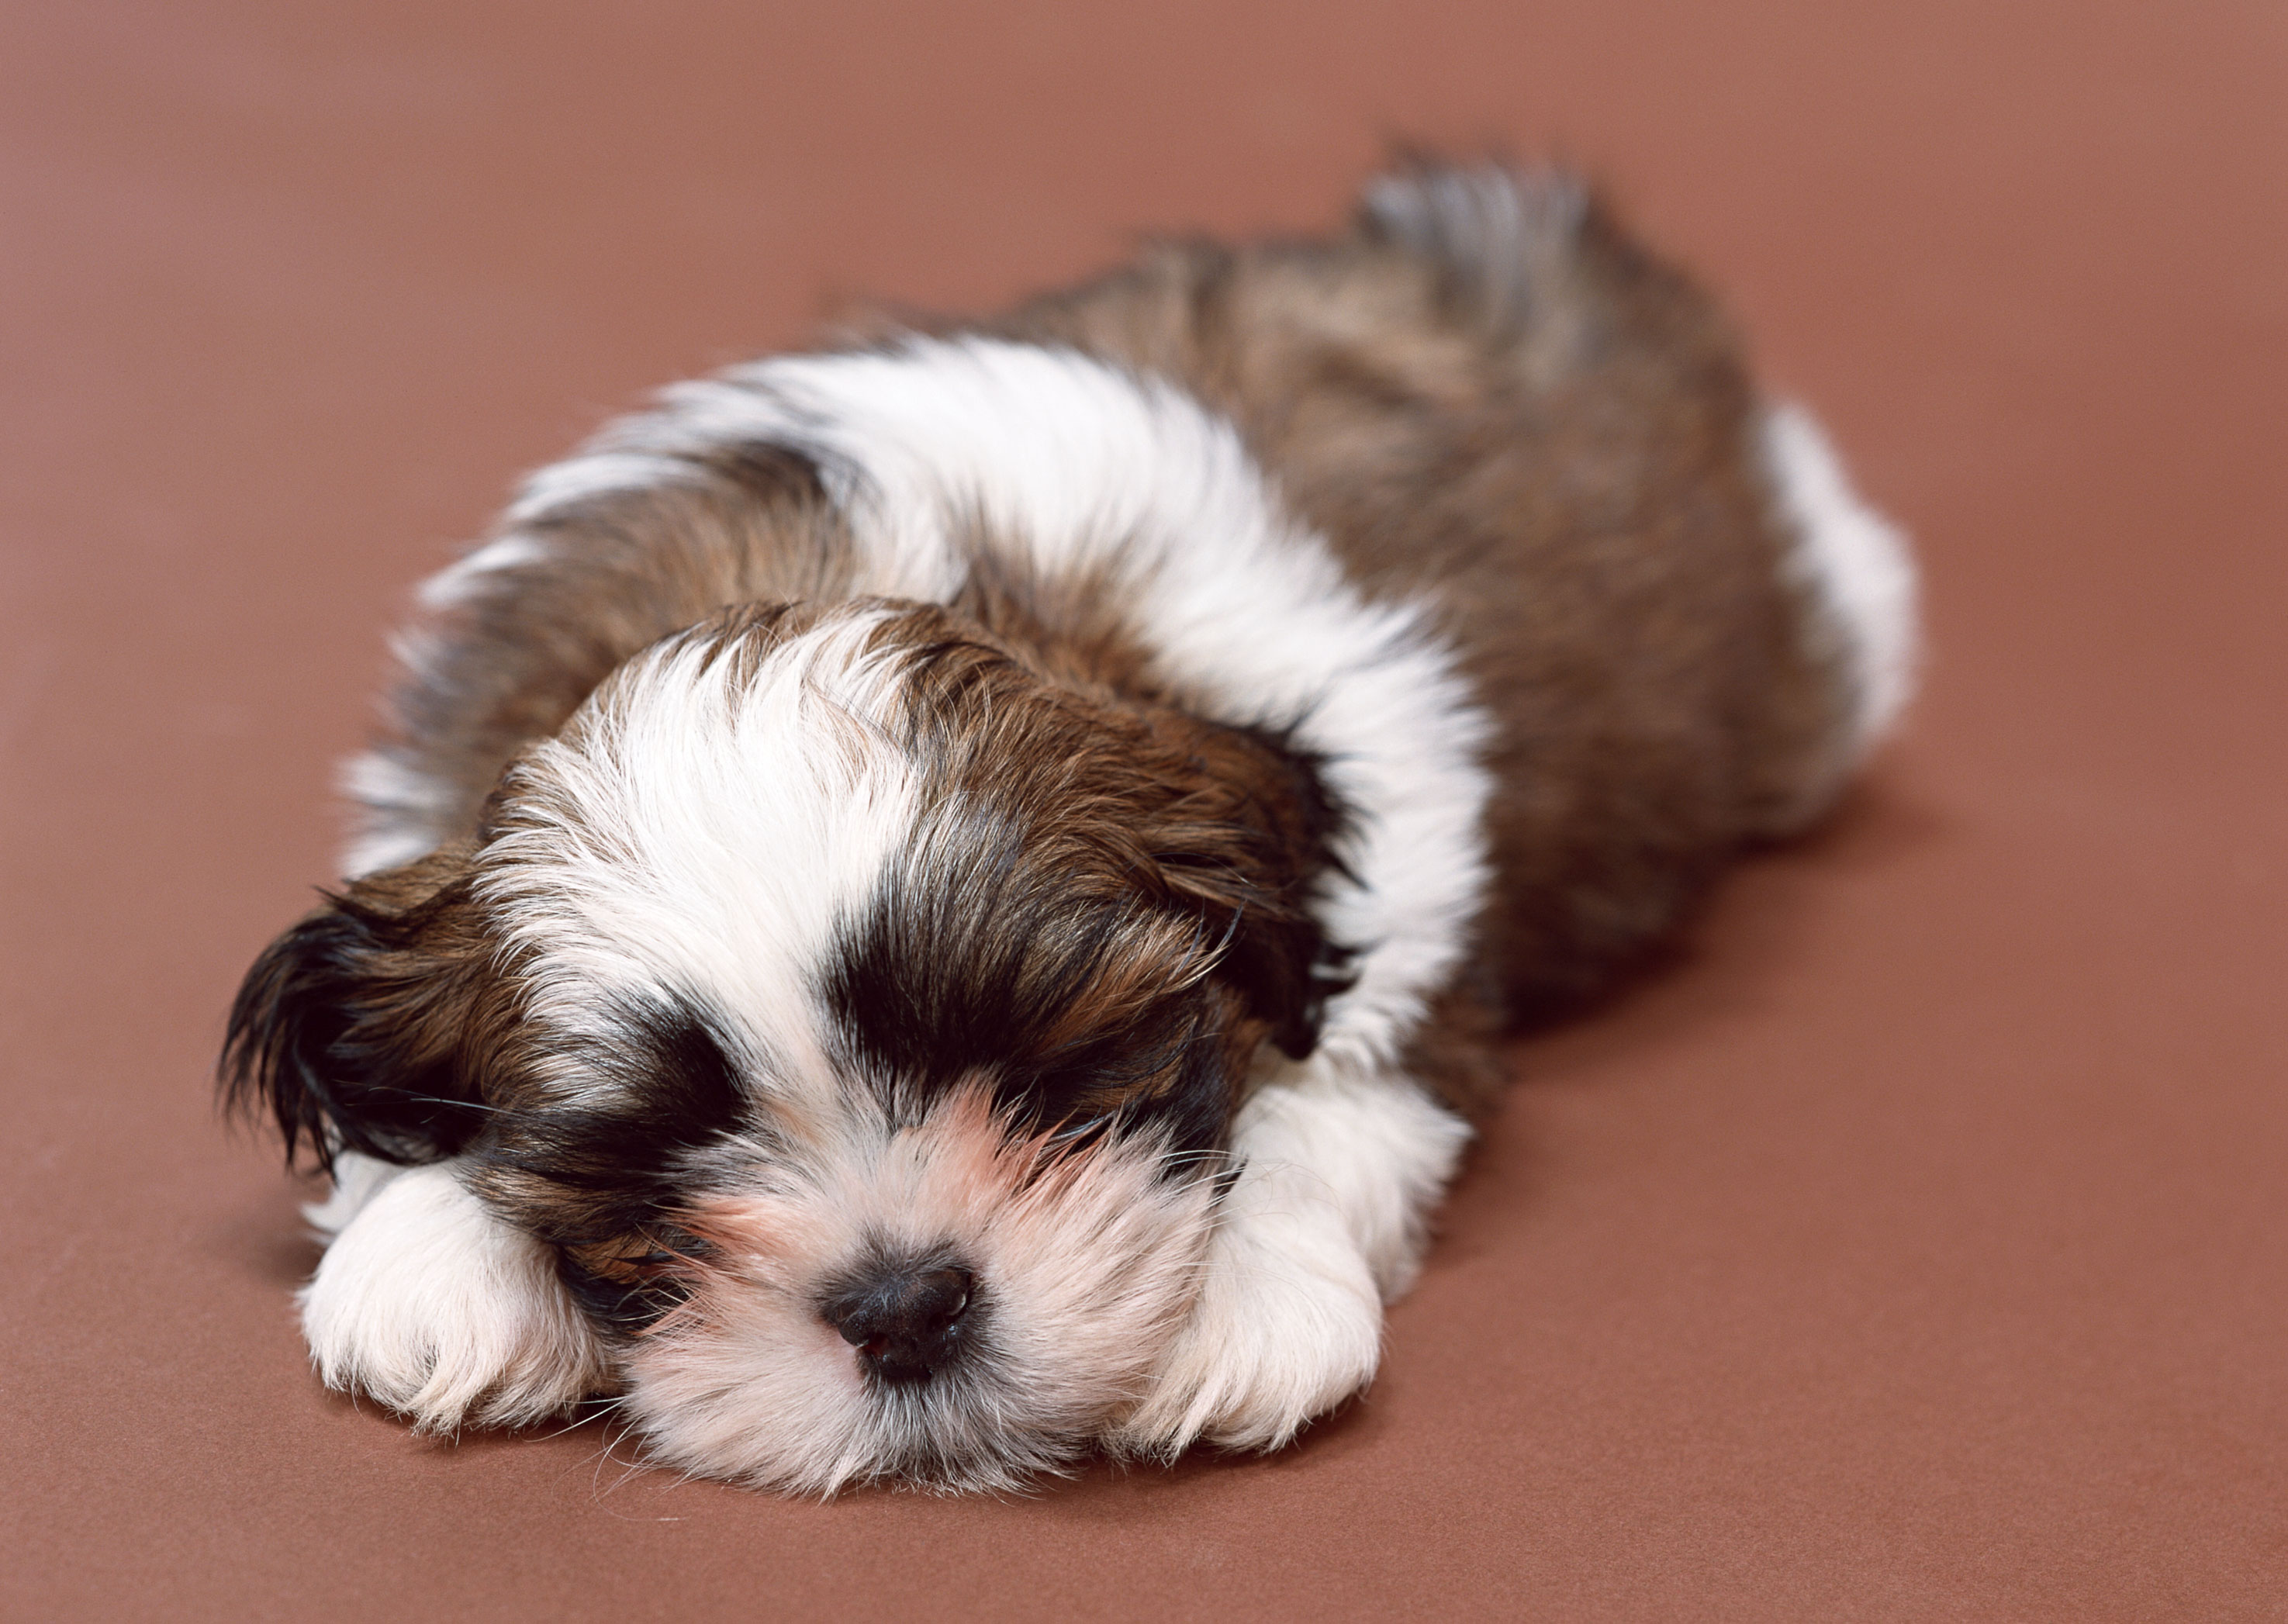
[1208,718,1360,1062]
[471,997,750,1248]
[818,812,1233,1160]
[555,1228,716,1338]
[218,885,490,1171]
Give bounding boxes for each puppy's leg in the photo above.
[1115,1065,1470,1456]
[298,1156,607,1431]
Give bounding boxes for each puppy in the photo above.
[223,161,1914,1493]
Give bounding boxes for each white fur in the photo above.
[624,1088,1218,1494]
[338,747,458,877]
[1762,403,1919,755]
[477,604,925,1111]
[1115,1055,1471,1454]
[334,338,1484,1470]
[596,337,1496,1078]
[301,1149,406,1237]
[517,340,1487,1454]
[506,451,699,525]
[361,341,1496,1070]
[299,1159,607,1431]
[413,534,555,611]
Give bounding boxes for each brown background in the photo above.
[3,2,2282,1619]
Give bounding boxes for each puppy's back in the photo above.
[351,162,1910,1039]
[993,164,1904,1021]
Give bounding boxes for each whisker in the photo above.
[368,1091,516,1117]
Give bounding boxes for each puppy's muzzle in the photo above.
[821,1260,976,1383]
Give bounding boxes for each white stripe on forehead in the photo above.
[479,606,921,1094]
[592,337,1495,1072]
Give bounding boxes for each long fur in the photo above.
[222,161,1913,1493]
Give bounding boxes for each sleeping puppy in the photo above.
[223,161,1914,1494]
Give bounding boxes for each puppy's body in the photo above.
[226,166,1913,1492]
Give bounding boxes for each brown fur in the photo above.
[275,589,1342,1279]
[211,166,1892,1489]
[368,444,855,858]
[221,844,527,1167]
[861,596,1350,1089]
[262,170,1852,1141]
[987,185,1849,1050]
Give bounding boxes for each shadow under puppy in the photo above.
[223,162,1914,1494]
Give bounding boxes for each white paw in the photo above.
[1113,1062,1470,1456]
[298,1160,607,1432]
[1115,1207,1385,1456]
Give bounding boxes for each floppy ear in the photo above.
[219,844,503,1170]
[1150,720,1357,1063]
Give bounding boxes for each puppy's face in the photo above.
[230,599,1346,1491]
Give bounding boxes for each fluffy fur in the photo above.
[223,161,1913,1494]
[299,1155,608,1430]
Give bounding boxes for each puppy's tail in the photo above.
[1355,157,1590,340]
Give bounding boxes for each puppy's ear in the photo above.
[220,845,505,1170]
[1149,720,1357,1063]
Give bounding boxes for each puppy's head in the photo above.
[226,598,1351,1491]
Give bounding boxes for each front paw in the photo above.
[298,1162,606,1432]
[1111,1193,1385,1456]
[1111,1062,1467,1456]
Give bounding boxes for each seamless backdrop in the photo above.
[2,3,2283,1619]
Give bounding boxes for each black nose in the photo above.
[820,1262,975,1381]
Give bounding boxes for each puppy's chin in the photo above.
[616,1086,1218,1495]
